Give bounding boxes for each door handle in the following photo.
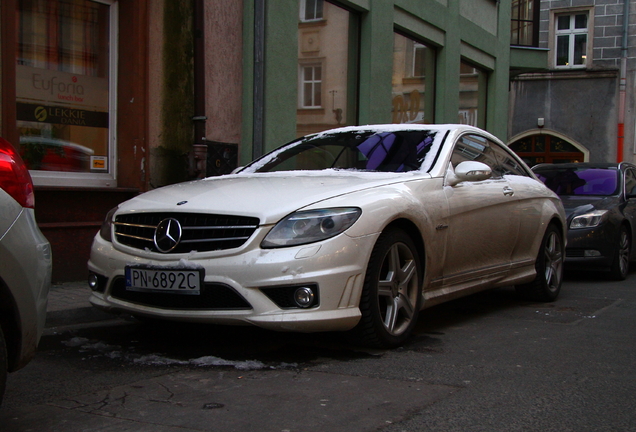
[503,186,514,197]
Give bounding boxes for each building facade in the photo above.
[1,0,544,281]
[509,0,636,165]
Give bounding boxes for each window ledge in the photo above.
[297,108,326,115]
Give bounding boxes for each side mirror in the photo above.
[447,161,492,186]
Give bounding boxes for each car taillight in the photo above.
[0,137,35,208]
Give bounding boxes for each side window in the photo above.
[624,168,636,197]
[451,134,502,178]
[489,142,532,177]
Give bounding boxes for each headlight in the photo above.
[570,209,608,229]
[261,208,361,248]
[99,206,118,242]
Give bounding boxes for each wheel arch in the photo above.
[549,215,566,239]
[0,277,22,372]
[382,218,426,279]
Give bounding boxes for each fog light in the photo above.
[294,287,315,308]
[88,272,99,290]
[584,250,602,257]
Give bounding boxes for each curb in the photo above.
[45,281,117,329]
[45,306,116,329]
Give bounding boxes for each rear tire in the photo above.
[516,224,564,302]
[350,228,422,348]
[609,225,630,281]
[0,327,7,406]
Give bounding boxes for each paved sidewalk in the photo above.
[46,281,114,328]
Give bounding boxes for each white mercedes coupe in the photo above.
[88,124,566,348]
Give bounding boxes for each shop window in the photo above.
[297,1,358,136]
[459,61,487,129]
[554,11,590,68]
[392,33,435,125]
[511,0,539,47]
[15,0,116,187]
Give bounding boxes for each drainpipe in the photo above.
[192,0,207,178]
[253,0,265,160]
[618,0,629,162]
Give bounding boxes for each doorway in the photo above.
[509,134,585,166]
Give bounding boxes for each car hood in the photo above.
[559,195,621,218]
[116,171,427,224]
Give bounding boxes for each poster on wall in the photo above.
[16,65,110,173]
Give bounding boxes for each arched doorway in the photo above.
[509,133,586,166]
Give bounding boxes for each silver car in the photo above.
[0,137,52,405]
[89,125,566,348]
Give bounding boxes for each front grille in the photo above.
[110,277,252,310]
[114,212,259,253]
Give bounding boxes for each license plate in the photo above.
[125,267,203,295]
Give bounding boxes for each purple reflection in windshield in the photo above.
[357,133,434,172]
[357,133,397,170]
[536,168,618,196]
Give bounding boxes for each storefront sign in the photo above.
[16,65,108,111]
[16,102,108,128]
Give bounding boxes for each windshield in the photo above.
[242,129,440,173]
[534,167,619,196]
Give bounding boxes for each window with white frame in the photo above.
[15,0,118,188]
[300,64,322,108]
[412,43,427,78]
[555,12,589,68]
[300,0,324,22]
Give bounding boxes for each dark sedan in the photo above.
[533,162,636,280]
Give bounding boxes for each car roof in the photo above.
[533,162,621,171]
[307,123,490,136]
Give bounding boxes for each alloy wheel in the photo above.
[544,229,564,292]
[617,229,630,277]
[377,242,419,336]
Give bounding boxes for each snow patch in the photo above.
[64,337,296,371]
[62,337,90,347]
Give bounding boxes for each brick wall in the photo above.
[539,0,636,69]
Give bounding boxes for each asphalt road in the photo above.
[2,268,635,431]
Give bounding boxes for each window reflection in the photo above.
[392,33,435,125]
[247,129,439,173]
[16,0,111,174]
[459,61,486,128]
[297,0,358,137]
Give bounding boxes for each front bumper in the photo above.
[565,224,618,270]
[88,230,378,332]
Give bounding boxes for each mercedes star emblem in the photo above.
[154,218,182,253]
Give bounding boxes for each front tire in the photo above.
[609,225,630,281]
[350,228,422,348]
[516,223,564,302]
